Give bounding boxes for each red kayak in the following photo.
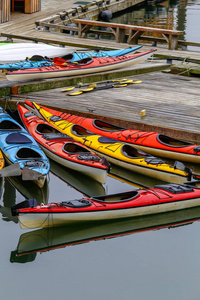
[25,101,200,163]
[12,180,200,229]
[6,49,156,81]
[17,105,109,184]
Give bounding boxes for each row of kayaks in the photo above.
[0,42,142,64]
[8,101,200,229]
[1,43,156,81]
[0,44,142,69]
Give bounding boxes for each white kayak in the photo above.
[0,43,80,63]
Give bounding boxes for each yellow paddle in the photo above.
[67,80,142,96]
[61,78,129,92]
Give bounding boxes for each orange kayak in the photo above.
[18,105,109,184]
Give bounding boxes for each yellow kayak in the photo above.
[0,150,4,170]
[34,103,192,183]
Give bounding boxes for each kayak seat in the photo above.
[6,133,32,144]
[0,120,21,130]
[60,200,92,208]
[154,183,194,194]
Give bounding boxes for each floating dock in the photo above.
[0,0,200,145]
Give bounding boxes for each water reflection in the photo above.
[0,176,49,224]
[11,206,200,263]
[50,159,106,197]
[109,163,167,188]
[111,0,200,47]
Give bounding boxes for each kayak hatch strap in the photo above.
[145,156,166,165]
[50,115,63,122]
[24,112,35,118]
[193,146,200,153]
[154,183,194,194]
[60,200,92,208]
[77,153,100,161]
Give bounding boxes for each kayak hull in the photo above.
[25,103,200,164]
[13,181,200,229]
[17,105,109,184]
[6,49,156,81]
[33,103,192,184]
[0,107,50,187]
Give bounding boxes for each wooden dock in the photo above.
[4,66,200,145]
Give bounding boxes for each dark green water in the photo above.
[111,0,200,50]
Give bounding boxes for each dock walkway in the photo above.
[8,66,200,144]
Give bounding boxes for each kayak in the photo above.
[25,101,200,164]
[60,45,143,62]
[12,205,200,259]
[0,42,78,63]
[0,46,142,71]
[11,180,200,229]
[0,150,4,171]
[6,49,156,81]
[17,105,109,184]
[32,102,193,184]
[0,107,50,188]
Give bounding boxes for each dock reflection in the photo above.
[11,206,200,263]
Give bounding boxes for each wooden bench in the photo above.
[73,19,184,50]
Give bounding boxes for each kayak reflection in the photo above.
[49,159,106,197]
[0,176,49,223]
[109,163,168,188]
[11,206,200,263]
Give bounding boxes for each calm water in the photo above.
[1,2,200,296]
[111,0,200,50]
[1,144,200,299]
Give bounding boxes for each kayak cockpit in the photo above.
[36,123,72,140]
[71,124,94,137]
[63,143,101,161]
[121,144,148,158]
[0,120,21,130]
[92,119,125,131]
[121,144,166,164]
[157,134,193,147]
[92,190,139,203]
[16,147,43,159]
[63,142,90,154]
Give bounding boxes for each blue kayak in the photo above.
[64,45,142,62]
[0,46,142,71]
[0,107,50,187]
